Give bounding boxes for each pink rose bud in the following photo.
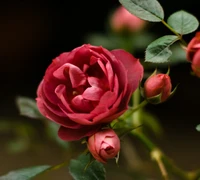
[187,32,200,77]
[36,44,143,141]
[87,129,120,163]
[144,74,172,103]
[110,6,145,33]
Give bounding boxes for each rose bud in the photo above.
[144,73,172,104]
[191,50,200,77]
[186,32,200,77]
[36,44,143,141]
[110,6,145,33]
[186,32,200,62]
[87,129,120,163]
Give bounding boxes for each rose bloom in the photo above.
[36,44,143,141]
[144,74,172,102]
[87,129,120,163]
[187,32,200,77]
[110,6,145,33]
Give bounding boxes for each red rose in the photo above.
[110,6,145,33]
[36,44,143,141]
[187,32,200,77]
[187,32,200,62]
[87,129,120,163]
[144,74,172,103]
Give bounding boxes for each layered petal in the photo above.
[36,44,144,141]
[58,125,100,141]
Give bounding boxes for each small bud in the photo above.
[87,129,120,163]
[191,50,200,77]
[186,32,200,62]
[186,32,200,78]
[110,6,145,33]
[144,73,172,104]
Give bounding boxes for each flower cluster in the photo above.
[36,44,143,162]
[35,5,198,164]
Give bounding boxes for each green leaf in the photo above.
[167,10,199,35]
[196,124,200,132]
[143,44,187,69]
[0,165,50,180]
[16,96,43,119]
[119,0,164,22]
[69,154,106,180]
[145,35,178,63]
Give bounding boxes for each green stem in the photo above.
[132,131,200,180]
[132,88,142,127]
[161,20,187,46]
[130,99,148,114]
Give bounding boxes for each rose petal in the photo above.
[111,49,143,96]
[102,48,128,96]
[66,45,91,66]
[36,98,81,129]
[90,56,98,65]
[55,84,74,113]
[58,125,100,141]
[65,113,94,125]
[105,60,114,89]
[38,83,69,117]
[42,78,60,105]
[71,95,94,112]
[53,64,68,81]
[82,86,104,101]
[87,135,107,163]
[97,59,107,76]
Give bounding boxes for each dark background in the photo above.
[0,0,200,179]
[1,0,200,131]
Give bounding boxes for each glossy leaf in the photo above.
[69,154,106,180]
[16,96,43,119]
[0,165,50,180]
[167,10,199,35]
[144,44,187,69]
[145,35,178,63]
[119,0,164,22]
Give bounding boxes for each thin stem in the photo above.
[34,160,69,179]
[131,99,148,113]
[123,100,148,120]
[161,20,187,46]
[132,88,142,127]
[151,149,169,180]
[132,131,200,180]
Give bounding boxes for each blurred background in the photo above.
[0,0,200,179]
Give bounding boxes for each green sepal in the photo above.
[139,84,145,98]
[147,84,178,105]
[169,84,179,99]
[115,151,120,165]
[146,93,162,105]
